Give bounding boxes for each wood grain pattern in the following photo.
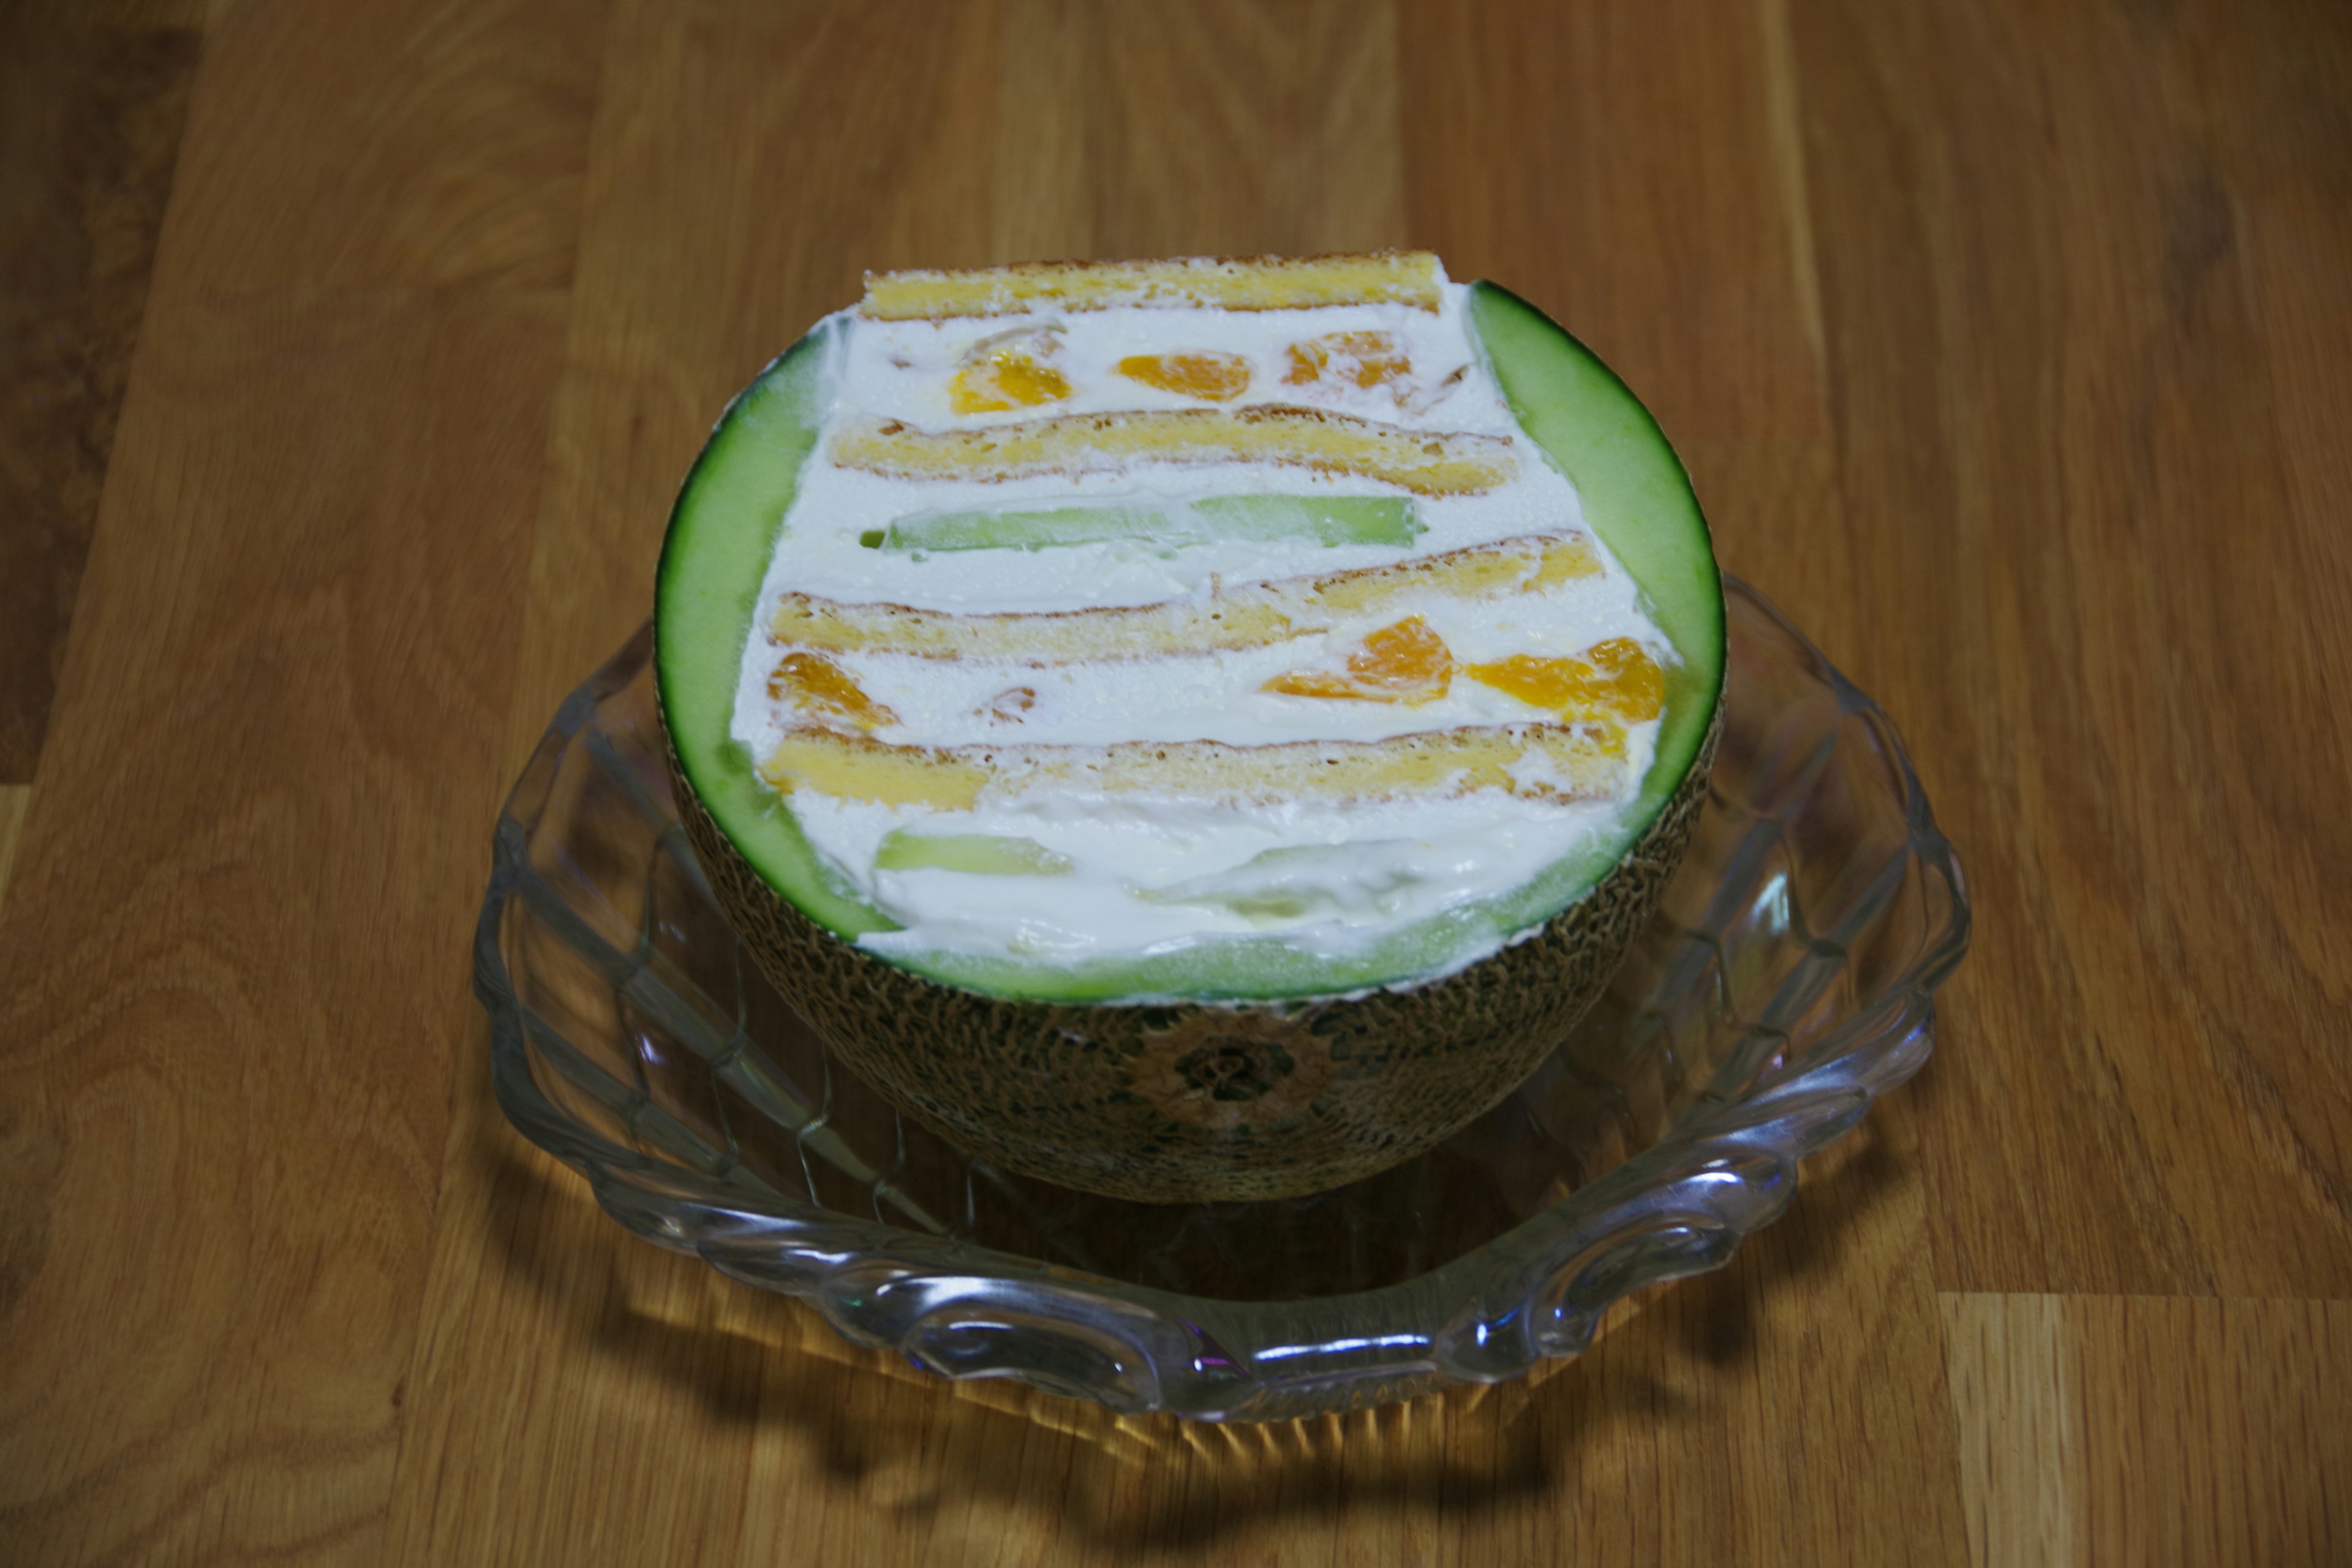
[0,786,26,916]
[2,0,2348,1562]
[168,0,599,295]
[0,17,198,780]
[1943,1294,2352,1567]
[1942,1294,2082,1568]
[8,1,217,28]
[2073,1297,2352,1566]
[0,0,599,1560]
[0,293,570,1568]
[1787,0,2352,1301]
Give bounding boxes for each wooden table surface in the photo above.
[5,1,2348,1562]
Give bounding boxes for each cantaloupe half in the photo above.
[655,276,1724,1202]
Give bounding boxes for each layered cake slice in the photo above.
[715,253,1683,974]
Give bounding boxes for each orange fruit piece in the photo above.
[1347,615,1455,696]
[1116,350,1252,402]
[1464,636,1664,722]
[769,650,899,731]
[1261,670,1363,700]
[1284,330,1410,392]
[1263,616,1455,704]
[950,328,1073,413]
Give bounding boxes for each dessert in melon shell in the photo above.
[656,252,1723,1202]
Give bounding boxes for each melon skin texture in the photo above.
[666,714,1714,1202]
[655,277,1724,1203]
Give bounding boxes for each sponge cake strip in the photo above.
[763,720,1628,811]
[827,407,1516,499]
[772,592,1300,665]
[770,533,1601,662]
[1305,532,1599,616]
[861,252,1443,320]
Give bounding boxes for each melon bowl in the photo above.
[665,720,1714,1202]
[653,272,1728,1203]
[476,579,1967,1420]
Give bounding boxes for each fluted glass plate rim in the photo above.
[475,575,1969,1420]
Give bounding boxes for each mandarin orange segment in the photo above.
[1284,329,1411,392]
[1464,636,1664,722]
[769,650,899,731]
[1463,655,1576,711]
[951,352,1071,413]
[1346,616,1454,697]
[1116,350,1251,402]
[1583,637,1666,718]
[1262,616,1455,704]
[1261,669,1365,700]
[949,328,1073,413]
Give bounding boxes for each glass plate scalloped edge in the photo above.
[476,577,1969,1422]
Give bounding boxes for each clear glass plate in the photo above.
[476,578,1969,1422]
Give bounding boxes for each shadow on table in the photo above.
[469,1036,1921,1558]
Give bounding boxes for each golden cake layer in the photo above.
[860,251,1443,320]
[827,406,1515,497]
[761,718,1627,811]
[769,533,1602,663]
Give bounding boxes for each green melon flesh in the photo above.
[861,494,1423,553]
[874,831,1074,876]
[654,285,1724,1003]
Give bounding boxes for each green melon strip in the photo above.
[874,832,1074,876]
[859,494,1423,553]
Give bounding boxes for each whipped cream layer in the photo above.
[731,263,1673,976]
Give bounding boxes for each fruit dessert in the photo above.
[657,252,1722,1200]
